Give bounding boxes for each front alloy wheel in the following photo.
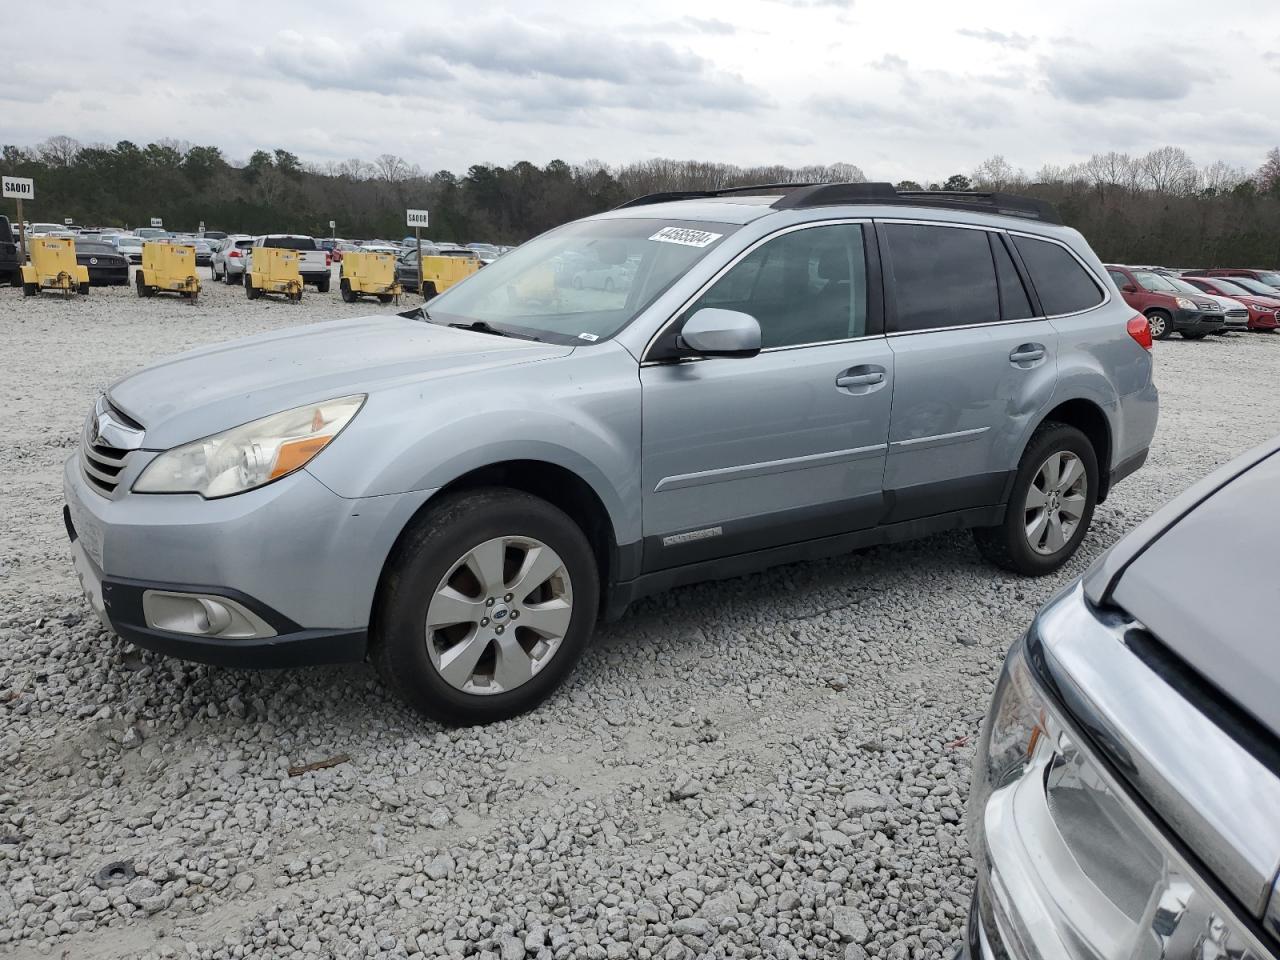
[426,537,572,695]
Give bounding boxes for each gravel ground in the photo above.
[2,271,1277,960]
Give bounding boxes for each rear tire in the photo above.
[78,283,90,295]
[135,273,153,298]
[340,278,356,303]
[245,276,260,300]
[315,277,330,294]
[373,488,599,725]
[973,422,1098,576]
[1146,310,1172,340]
[22,282,36,297]
[377,293,393,304]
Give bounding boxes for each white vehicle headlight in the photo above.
[134,395,364,498]
[1175,297,1196,310]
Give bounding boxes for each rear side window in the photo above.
[263,236,317,251]
[990,235,1033,320]
[884,223,997,332]
[1012,235,1104,315]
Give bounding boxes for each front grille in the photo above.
[81,438,130,495]
[1227,309,1248,320]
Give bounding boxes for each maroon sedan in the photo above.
[1181,276,1280,331]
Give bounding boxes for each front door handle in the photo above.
[1009,344,1046,364]
[836,370,884,388]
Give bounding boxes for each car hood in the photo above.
[1088,438,1280,739]
[108,314,573,448]
[1240,295,1280,309]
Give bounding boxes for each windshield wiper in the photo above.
[448,320,541,342]
[400,305,432,322]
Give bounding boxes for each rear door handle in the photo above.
[1009,344,1046,364]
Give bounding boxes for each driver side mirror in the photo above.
[1121,283,1137,293]
[676,308,762,358]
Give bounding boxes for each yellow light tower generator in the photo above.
[21,237,90,297]
[136,242,201,302]
[245,247,303,302]
[339,250,401,303]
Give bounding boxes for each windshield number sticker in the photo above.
[577,333,599,342]
[649,227,723,248]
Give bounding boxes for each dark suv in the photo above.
[0,216,19,286]
[1106,264,1225,339]
[964,436,1280,959]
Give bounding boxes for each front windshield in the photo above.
[1196,278,1249,297]
[1133,271,1177,293]
[425,217,738,344]
[1226,277,1278,295]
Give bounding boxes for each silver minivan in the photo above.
[64,183,1158,724]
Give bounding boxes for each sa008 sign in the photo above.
[2,176,35,200]
[406,208,429,229]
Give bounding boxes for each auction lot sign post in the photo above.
[407,209,429,299]
[2,175,35,258]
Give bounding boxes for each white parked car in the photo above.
[114,236,145,264]
[1165,276,1249,332]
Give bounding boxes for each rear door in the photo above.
[639,221,894,571]
[879,221,1058,520]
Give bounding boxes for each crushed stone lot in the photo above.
[1,274,1277,960]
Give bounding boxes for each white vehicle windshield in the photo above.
[422,218,737,344]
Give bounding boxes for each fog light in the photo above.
[142,591,276,639]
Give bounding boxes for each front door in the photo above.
[639,221,893,572]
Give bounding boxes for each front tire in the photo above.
[373,488,599,725]
[1146,310,1172,340]
[973,422,1098,576]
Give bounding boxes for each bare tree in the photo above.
[1199,160,1247,195]
[373,154,411,182]
[1083,151,1138,191]
[1257,147,1280,193]
[971,154,1027,190]
[37,135,82,167]
[1140,146,1198,195]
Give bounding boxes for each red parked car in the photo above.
[1180,276,1280,331]
[1184,267,1280,292]
[1105,264,1225,340]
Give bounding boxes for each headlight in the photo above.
[1175,297,1196,310]
[134,395,364,498]
[968,636,1270,960]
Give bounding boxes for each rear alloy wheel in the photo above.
[374,488,598,725]
[973,422,1098,575]
[1146,311,1171,340]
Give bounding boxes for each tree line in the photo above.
[4,137,1280,266]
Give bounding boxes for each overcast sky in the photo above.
[4,0,1279,182]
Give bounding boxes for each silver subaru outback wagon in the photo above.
[64,182,1158,724]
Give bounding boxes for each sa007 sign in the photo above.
[2,176,35,200]
[406,208,429,229]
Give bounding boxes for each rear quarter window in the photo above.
[1012,235,1105,316]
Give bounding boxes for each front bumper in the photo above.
[63,453,432,667]
[1248,311,1279,330]
[86,265,130,286]
[1169,308,1223,333]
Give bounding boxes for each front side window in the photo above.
[425,218,738,345]
[1132,271,1176,293]
[678,222,869,349]
[885,223,998,332]
[1012,235,1105,315]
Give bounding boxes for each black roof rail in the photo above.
[613,182,819,209]
[616,180,1062,224]
[892,189,1061,224]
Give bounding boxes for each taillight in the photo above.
[325,253,332,267]
[229,249,241,258]
[1127,314,1153,351]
